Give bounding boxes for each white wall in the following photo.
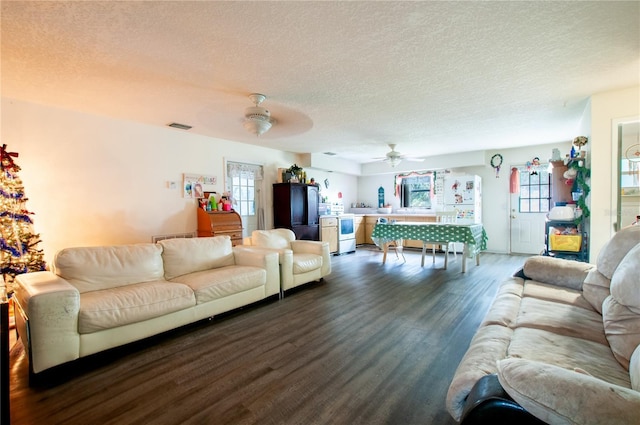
[2,98,300,264]
[1,98,359,265]
[299,167,359,209]
[590,85,640,260]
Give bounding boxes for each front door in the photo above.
[509,165,550,255]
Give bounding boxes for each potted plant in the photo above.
[285,164,303,182]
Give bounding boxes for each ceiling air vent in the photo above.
[167,122,192,130]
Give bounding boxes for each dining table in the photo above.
[371,222,488,272]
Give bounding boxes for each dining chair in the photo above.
[376,217,405,262]
[422,210,458,268]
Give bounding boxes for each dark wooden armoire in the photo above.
[273,183,320,240]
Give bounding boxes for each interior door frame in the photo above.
[509,163,550,255]
[224,158,265,238]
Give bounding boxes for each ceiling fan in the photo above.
[375,144,425,167]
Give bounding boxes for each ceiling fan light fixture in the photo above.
[244,93,275,136]
[626,144,640,163]
[388,157,401,167]
[244,118,272,136]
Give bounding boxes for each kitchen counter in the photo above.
[355,213,437,218]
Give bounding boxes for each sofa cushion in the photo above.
[78,280,195,333]
[515,297,607,345]
[522,256,591,291]
[54,244,165,293]
[507,327,631,388]
[497,358,640,425]
[292,253,323,274]
[582,268,612,314]
[170,265,266,304]
[631,345,640,391]
[160,236,235,280]
[602,243,640,369]
[523,281,594,311]
[251,229,294,249]
[610,243,640,313]
[596,224,640,280]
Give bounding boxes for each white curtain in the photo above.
[226,162,264,180]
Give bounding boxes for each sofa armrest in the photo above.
[290,240,331,277]
[460,374,546,425]
[14,271,81,374]
[522,256,593,290]
[232,247,280,297]
[497,358,640,425]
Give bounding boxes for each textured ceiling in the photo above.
[2,1,639,164]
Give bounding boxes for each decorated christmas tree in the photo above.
[1,144,46,290]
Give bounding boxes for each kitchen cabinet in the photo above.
[354,216,365,245]
[365,215,380,244]
[197,209,244,246]
[320,216,338,253]
[273,183,320,240]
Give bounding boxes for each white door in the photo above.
[509,165,550,255]
[227,162,264,238]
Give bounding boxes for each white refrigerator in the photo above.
[444,175,482,223]
[443,175,482,253]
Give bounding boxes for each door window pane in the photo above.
[519,167,551,213]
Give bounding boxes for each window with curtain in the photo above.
[397,173,432,208]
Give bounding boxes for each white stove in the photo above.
[337,214,356,254]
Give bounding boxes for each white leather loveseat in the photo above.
[241,228,331,297]
[13,236,279,376]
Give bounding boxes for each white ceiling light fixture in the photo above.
[626,144,640,162]
[244,93,275,136]
[374,144,425,167]
[388,156,402,168]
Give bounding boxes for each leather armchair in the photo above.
[242,229,331,297]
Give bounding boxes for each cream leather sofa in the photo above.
[241,229,331,297]
[13,236,279,375]
[446,225,640,424]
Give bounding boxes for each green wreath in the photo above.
[490,153,503,177]
[490,154,503,169]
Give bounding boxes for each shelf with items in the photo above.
[544,219,588,262]
[550,137,591,225]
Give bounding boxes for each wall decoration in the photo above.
[183,174,217,198]
[510,167,520,194]
[490,153,503,178]
[526,157,541,175]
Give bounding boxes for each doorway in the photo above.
[226,161,264,238]
[509,164,550,255]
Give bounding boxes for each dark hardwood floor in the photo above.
[9,246,530,425]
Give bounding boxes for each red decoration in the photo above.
[510,167,520,194]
